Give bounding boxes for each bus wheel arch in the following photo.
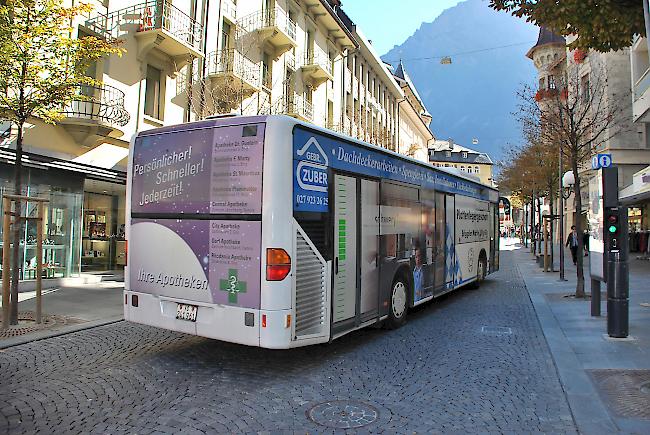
[386,268,410,329]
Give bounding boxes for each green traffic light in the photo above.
[608,225,617,233]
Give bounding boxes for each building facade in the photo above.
[428,140,494,186]
[0,0,435,281]
[620,36,650,242]
[391,61,434,163]
[527,27,650,239]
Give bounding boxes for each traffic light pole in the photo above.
[606,205,629,337]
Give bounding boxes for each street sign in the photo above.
[591,153,612,170]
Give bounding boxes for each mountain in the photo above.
[382,0,538,162]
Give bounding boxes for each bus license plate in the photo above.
[176,303,198,322]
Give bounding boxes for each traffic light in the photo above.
[607,213,619,234]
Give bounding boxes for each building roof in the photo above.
[526,27,566,59]
[393,61,432,118]
[429,140,494,165]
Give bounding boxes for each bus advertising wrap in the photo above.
[129,218,261,308]
[293,127,489,212]
[131,124,265,215]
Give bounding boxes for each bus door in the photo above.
[445,194,456,287]
[433,192,446,293]
[332,173,380,330]
[489,202,499,271]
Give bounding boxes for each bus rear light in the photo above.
[262,314,267,328]
[124,240,128,266]
[131,295,138,307]
[266,248,291,281]
[285,314,291,328]
[124,294,128,305]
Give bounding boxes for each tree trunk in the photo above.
[531,193,536,254]
[524,203,528,247]
[571,159,585,298]
[9,122,24,324]
[549,185,554,270]
[537,196,544,255]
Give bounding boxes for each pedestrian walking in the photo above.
[583,230,589,256]
[566,225,579,265]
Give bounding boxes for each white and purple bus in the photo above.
[125,115,499,348]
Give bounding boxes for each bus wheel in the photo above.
[386,276,408,329]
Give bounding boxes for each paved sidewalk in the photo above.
[506,237,650,434]
[0,280,124,349]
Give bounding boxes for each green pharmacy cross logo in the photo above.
[219,269,247,304]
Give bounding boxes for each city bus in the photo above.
[124,115,500,348]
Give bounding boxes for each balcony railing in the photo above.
[238,8,296,41]
[634,67,650,101]
[62,84,130,128]
[85,1,203,52]
[206,49,261,88]
[303,50,332,75]
[284,93,313,121]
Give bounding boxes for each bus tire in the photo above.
[386,274,409,329]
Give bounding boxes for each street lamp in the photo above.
[562,170,575,199]
[558,170,574,281]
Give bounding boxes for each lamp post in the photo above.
[560,170,575,281]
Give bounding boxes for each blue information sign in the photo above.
[591,153,612,170]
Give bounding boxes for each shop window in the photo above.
[0,163,83,280]
[82,187,126,272]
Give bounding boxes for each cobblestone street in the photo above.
[0,250,577,434]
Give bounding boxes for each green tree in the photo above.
[489,0,645,52]
[0,0,122,324]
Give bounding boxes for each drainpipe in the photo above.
[396,97,407,153]
[643,0,650,55]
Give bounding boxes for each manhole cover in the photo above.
[481,326,512,335]
[307,400,379,428]
[590,370,650,419]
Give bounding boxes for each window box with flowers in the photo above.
[573,49,587,64]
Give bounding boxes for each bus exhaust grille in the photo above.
[295,230,327,338]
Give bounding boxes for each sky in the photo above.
[341,0,465,56]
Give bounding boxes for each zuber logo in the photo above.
[296,137,329,193]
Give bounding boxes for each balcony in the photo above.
[59,84,130,148]
[284,94,313,122]
[206,49,261,97]
[300,50,333,87]
[238,8,297,57]
[85,1,203,70]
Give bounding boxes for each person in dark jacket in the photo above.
[583,230,589,256]
[566,225,579,265]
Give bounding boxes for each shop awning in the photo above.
[620,165,650,205]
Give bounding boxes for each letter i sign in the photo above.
[219,269,247,303]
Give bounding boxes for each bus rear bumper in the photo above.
[123,291,321,348]
[124,291,261,347]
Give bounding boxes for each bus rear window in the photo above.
[131,124,265,215]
